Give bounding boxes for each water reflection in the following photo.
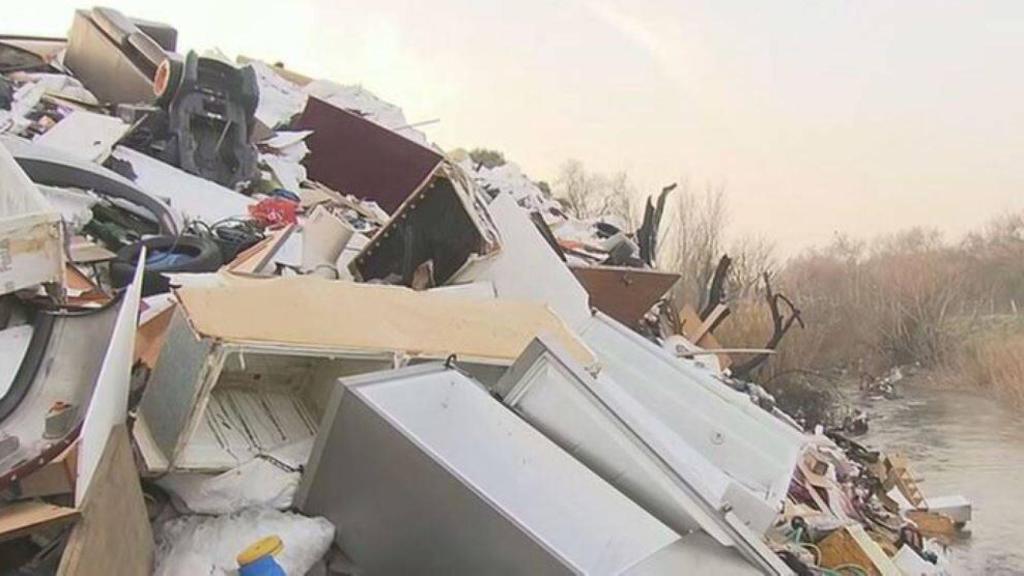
[860,382,1024,574]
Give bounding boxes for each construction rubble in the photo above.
[0,7,971,576]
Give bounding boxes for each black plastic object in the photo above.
[163,51,259,188]
[109,235,223,296]
[117,51,260,188]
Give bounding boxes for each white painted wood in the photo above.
[75,248,145,505]
[35,111,129,163]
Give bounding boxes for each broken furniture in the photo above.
[352,162,500,287]
[294,95,444,213]
[133,275,592,474]
[570,265,680,328]
[815,524,901,576]
[297,364,760,575]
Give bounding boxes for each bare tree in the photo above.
[554,160,638,228]
[660,182,729,310]
[729,235,777,299]
[555,159,597,219]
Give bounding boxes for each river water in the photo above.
[859,381,1024,574]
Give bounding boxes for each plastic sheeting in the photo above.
[158,438,313,515]
[153,508,334,576]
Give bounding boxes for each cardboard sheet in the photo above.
[176,276,594,365]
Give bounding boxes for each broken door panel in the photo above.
[580,313,806,510]
[294,96,443,213]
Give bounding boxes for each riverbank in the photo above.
[858,378,1024,574]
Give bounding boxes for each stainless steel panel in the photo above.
[496,337,789,575]
[138,308,214,458]
[579,313,804,505]
[298,364,686,575]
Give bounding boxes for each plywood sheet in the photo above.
[0,501,78,542]
[176,276,594,365]
[58,425,153,576]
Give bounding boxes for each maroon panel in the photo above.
[294,96,443,213]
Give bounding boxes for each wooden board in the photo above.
[570,265,679,328]
[906,510,956,541]
[677,304,732,369]
[14,441,77,498]
[817,525,900,576]
[177,275,595,365]
[224,224,296,276]
[134,304,176,369]
[57,424,152,576]
[0,501,78,543]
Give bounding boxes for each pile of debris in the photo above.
[0,7,969,575]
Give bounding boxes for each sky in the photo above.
[7,1,1023,253]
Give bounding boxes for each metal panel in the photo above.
[624,534,765,576]
[495,337,733,543]
[298,364,691,575]
[580,313,805,505]
[495,337,788,575]
[138,308,214,458]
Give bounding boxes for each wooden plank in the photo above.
[134,304,176,369]
[690,303,728,345]
[677,304,732,369]
[224,224,296,276]
[177,275,595,365]
[14,442,77,498]
[906,510,956,541]
[817,525,901,576]
[0,501,78,542]
[57,425,153,576]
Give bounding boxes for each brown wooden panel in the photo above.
[571,265,679,327]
